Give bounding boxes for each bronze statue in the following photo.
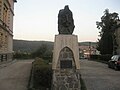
[58,5,75,34]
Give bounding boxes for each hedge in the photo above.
[90,54,112,62]
[29,58,52,90]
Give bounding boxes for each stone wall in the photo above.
[115,27,120,54]
[52,69,80,90]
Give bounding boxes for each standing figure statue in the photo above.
[58,5,75,34]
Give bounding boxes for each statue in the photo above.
[58,5,75,34]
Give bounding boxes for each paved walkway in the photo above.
[80,59,120,90]
[0,60,33,90]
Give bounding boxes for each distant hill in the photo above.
[13,39,97,53]
[13,39,53,53]
[79,42,97,47]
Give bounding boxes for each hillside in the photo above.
[79,42,97,47]
[13,39,53,53]
[13,39,97,53]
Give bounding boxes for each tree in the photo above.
[96,9,119,55]
[32,44,53,61]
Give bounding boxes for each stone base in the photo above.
[52,69,80,90]
[52,35,80,90]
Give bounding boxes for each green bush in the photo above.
[32,44,53,62]
[99,54,112,61]
[32,58,52,89]
[90,55,100,60]
[90,54,112,61]
[13,52,32,59]
[90,54,112,64]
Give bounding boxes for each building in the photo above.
[0,0,16,62]
[115,21,120,54]
[79,43,100,59]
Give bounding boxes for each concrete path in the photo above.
[0,60,33,90]
[80,59,120,90]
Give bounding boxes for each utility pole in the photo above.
[89,42,91,59]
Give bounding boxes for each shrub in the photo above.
[32,44,53,62]
[32,58,52,89]
[13,52,32,59]
[90,54,112,61]
[90,55,100,60]
[99,54,112,61]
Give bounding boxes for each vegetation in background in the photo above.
[96,9,120,55]
[13,40,53,60]
[32,44,53,62]
[13,39,53,53]
[14,39,97,54]
[79,42,97,46]
[90,54,112,63]
[13,52,32,59]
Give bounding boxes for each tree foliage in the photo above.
[32,44,53,61]
[96,9,119,55]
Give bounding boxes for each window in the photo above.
[3,4,8,24]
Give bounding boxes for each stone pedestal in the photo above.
[52,35,80,90]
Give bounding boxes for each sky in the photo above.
[13,0,120,42]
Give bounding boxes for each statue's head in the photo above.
[64,5,69,10]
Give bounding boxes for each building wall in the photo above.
[0,0,16,62]
[115,27,120,54]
